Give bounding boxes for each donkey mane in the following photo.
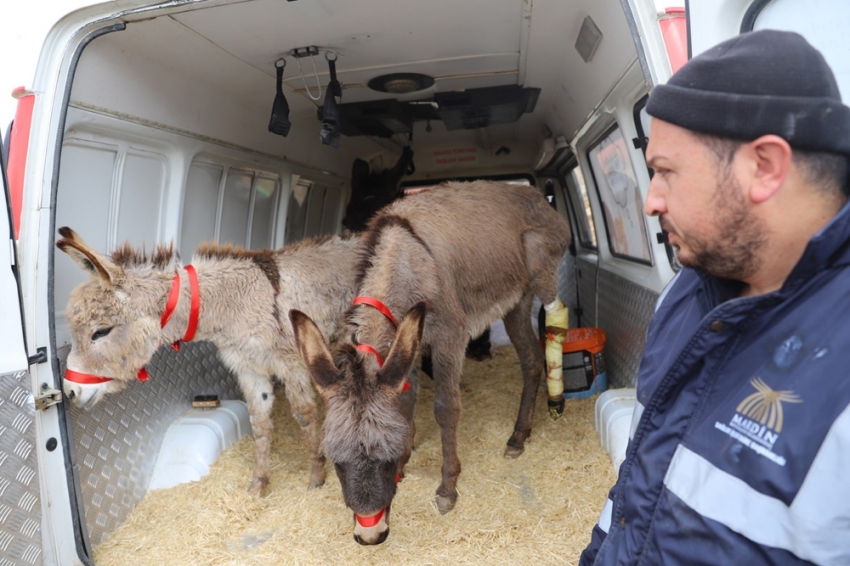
[195,242,283,294]
[354,214,433,285]
[110,243,177,270]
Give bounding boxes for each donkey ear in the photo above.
[289,309,342,392]
[56,227,122,287]
[378,302,426,391]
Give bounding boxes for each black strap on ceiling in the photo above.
[320,51,342,147]
[268,58,292,137]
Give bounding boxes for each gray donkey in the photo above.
[290,181,571,544]
[57,228,359,495]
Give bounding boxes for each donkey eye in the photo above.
[92,327,113,341]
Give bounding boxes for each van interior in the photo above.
[13,0,837,561]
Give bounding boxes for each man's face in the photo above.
[644,118,766,280]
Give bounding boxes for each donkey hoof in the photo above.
[307,477,325,490]
[247,477,268,497]
[504,444,525,459]
[435,494,457,515]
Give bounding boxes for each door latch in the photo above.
[35,383,63,411]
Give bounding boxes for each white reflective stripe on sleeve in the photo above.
[664,410,850,566]
[597,498,613,533]
[629,400,644,440]
[789,403,850,565]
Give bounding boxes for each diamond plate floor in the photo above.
[0,370,42,566]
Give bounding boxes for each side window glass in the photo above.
[564,165,597,249]
[285,176,312,244]
[587,125,653,264]
[181,159,281,252]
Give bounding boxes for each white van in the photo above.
[0,0,847,563]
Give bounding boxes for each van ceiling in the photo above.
[107,0,639,174]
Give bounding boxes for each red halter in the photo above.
[64,266,200,385]
[355,474,403,528]
[352,296,410,392]
[351,297,411,528]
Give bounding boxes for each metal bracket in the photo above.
[291,45,320,58]
[28,346,47,366]
[35,383,63,411]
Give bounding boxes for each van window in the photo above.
[251,176,278,249]
[284,176,341,244]
[180,162,222,260]
[564,165,597,249]
[116,151,166,246]
[180,160,281,257]
[587,126,652,264]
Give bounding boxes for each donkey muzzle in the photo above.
[353,506,390,545]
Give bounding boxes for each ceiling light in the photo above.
[368,73,435,94]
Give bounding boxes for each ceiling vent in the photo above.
[319,99,414,138]
[575,16,603,63]
[368,73,435,94]
[434,85,540,131]
[317,85,540,137]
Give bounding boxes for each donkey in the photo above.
[343,147,492,368]
[290,181,571,544]
[57,227,360,495]
[341,146,415,232]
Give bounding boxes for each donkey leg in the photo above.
[239,372,276,496]
[283,367,326,490]
[431,345,465,514]
[502,292,546,458]
[396,367,419,481]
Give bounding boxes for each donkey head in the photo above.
[342,146,415,233]
[56,227,175,408]
[289,302,425,545]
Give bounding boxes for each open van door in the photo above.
[687,0,850,99]
[0,120,40,563]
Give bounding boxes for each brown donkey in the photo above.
[57,228,359,495]
[290,181,571,544]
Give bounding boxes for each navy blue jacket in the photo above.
[580,202,850,565]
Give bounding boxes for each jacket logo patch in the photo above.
[736,377,802,433]
[714,378,802,467]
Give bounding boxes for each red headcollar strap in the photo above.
[161,265,201,351]
[352,297,410,392]
[354,474,403,528]
[355,507,386,529]
[353,296,397,328]
[65,266,200,386]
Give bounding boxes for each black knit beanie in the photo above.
[646,29,850,157]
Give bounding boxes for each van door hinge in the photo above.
[28,347,47,366]
[35,383,63,411]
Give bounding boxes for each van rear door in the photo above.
[0,128,28,379]
[688,0,850,99]
[0,120,38,564]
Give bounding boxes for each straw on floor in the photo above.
[94,346,616,565]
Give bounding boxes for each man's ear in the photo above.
[289,309,342,393]
[745,135,793,204]
[56,227,123,287]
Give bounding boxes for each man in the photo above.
[580,30,850,565]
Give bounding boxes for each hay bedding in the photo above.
[94,346,616,565]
